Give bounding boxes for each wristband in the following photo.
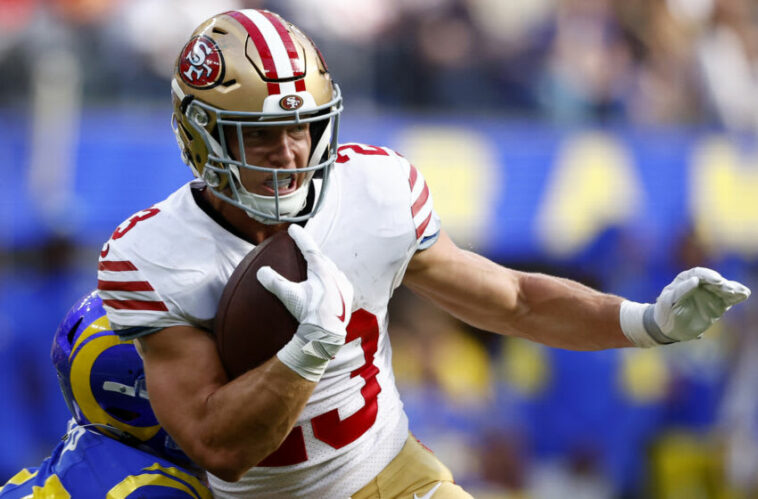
[619,300,675,348]
[276,330,330,382]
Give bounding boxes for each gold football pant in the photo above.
[351,434,473,499]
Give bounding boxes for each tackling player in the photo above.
[95,9,751,498]
[0,292,211,499]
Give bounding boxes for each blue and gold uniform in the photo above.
[1,291,212,498]
[0,422,211,498]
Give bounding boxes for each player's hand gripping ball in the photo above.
[214,230,307,379]
[257,225,354,382]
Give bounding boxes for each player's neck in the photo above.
[201,188,287,245]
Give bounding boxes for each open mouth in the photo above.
[263,173,296,195]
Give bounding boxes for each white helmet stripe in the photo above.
[239,10,300,81]
[258,10,304,76]
[278,81,297,95]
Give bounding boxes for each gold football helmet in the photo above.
[171,9,342,224]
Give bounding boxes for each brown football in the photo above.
[214,230,307,379]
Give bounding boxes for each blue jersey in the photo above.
[0,424,211,499]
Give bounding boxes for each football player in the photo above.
[95,9,751,498]
[0,291,211,499]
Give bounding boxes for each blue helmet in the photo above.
[51,290,194,468]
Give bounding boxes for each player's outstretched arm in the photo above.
[403,230,750,350]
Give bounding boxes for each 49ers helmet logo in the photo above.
[279,95,304,110]
[178,35,225,89]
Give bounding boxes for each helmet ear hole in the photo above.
[107,407,140,422]
[66,317,83,344]
[179,95,194,114]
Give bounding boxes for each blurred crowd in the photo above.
[3,0,758,132]
[2,1,758,498]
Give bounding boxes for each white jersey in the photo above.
[97,143,440,498]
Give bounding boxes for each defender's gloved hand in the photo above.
[620,267,750,347]
[257,224,354,381]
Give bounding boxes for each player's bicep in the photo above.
[403,230,521,327]
[404,230,465,295]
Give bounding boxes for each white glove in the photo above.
[620,267,751,347]
[257,224,354,381]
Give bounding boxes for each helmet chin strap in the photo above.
[237,180,310,224]
[309,118,332,167]
[222,117,333,224]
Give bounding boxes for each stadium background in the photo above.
[1,0,757,497]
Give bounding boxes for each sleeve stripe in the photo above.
[415,212,433,239]
[413,199,433,227]
[99,260,138,271]
[408,164,419,190]
[411,182,430,217]
[103,299,169,312]
[98,280,155,292]
[99,290,160,301]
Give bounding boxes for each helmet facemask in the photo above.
[173,80,342,225]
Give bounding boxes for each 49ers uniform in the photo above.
[97,144,440,498]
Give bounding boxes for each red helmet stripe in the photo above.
[259,10,304,77]
[226,11,280,80]
[226,10,305,96]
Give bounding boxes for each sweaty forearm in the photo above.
[139,326,316,482]
[191,356,315,479]
[206,357,316,456]
[406,247,630,350]
[405,234,633,351]
[505,272,631,350]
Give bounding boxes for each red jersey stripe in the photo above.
[295,79,306,92]
[98,280,155,292]
[260,10,304,76]
[103,299,169,312]
[415,212,433,239]
[408,165,419,190]
[411,182,430,217]
[99,261,137,272]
